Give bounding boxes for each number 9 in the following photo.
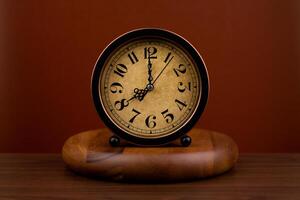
[110,82,123,93]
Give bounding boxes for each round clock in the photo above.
[92,28,209,146]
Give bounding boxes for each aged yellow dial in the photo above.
[92,29,209,146]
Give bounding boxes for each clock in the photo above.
[92,28,209,146]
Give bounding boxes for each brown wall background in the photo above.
[0,0,299,153]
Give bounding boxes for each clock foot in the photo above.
[181,135,192,147]
[109,135,120,147]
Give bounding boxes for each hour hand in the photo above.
[133,87,149,101]
[127,87,149,103]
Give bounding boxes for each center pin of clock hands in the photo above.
[127,54,174,103]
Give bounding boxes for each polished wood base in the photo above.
[62,128,238,182]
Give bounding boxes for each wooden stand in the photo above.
[62,128,238,182]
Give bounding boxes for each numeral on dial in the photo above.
[128,51,139,64]
[177,82,191,93]
[114,99,129,111]
[173,64,186,77]
[145,115,156,128]
[175,99,187,111]
[144,47,157,59]
[114,64,127,78]
[129,108,141,123]
[161,109,174,123]
[110,82,123,93]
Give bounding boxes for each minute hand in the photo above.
[152,56,174,84]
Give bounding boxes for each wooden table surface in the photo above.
[0,154,299,199]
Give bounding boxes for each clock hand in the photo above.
[128,55,174,103]
[152,55,174,84]
[146,51,154,91]
[126,87,149,104]
[133,87,149,101]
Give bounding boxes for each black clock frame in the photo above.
[92,28,209,146]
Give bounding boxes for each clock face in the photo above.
[92,29,209,145]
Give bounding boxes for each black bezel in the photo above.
[92,28,209,146]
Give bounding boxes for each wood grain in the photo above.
[62,128,238,181]
[0,154,299,199]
